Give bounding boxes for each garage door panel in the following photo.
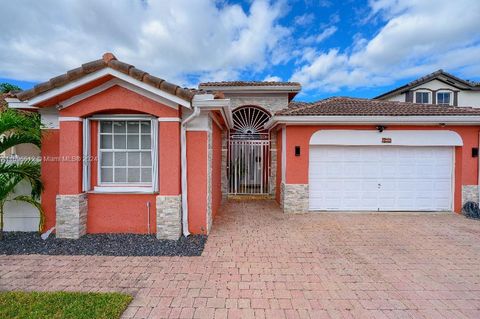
[309,146,453,211]
[434,181,451,191]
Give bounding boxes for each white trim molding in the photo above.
[309,130,463,146]
[193,96,233,128]
[27,68,191,108]
[281,126,286,183]
[158,117,181,122]
[57,77,181,110]
[5,98,37,109]
[91,186,155,194]
[266,115,480,128]
[82,118,91,192]
[59,116,82,122]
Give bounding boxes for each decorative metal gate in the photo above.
[229,139,270,194]
[228,106,271,195]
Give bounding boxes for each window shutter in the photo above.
[151,119,159,192]
[82,118,91,192]
[405,91,413,102]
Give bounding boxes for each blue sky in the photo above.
[1,0,479,102]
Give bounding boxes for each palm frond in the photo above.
[0,109,42,136]
[0,133,41,154]
[0,160,43,200]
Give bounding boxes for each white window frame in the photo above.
[83,115,158,194]
[414,90,431,104]
[437,91,453,106]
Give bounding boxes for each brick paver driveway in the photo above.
[1,200,480,318]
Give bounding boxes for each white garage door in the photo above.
[309,146,453,211]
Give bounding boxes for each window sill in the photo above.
[90,186,157,194]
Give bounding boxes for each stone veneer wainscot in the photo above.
[462,185,479,205]
[56,193,88,239]
[281,183,309,214]
[156,195,182,240]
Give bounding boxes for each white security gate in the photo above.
[309,146,453,211]
[229,139,270,194]
[228,105,271,195]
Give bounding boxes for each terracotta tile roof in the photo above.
[14,53,199,103]
[199,81,301,88]
[276,97,480,116]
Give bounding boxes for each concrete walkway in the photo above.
[1,200,480,318]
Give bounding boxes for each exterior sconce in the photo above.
[295,146,301,156]
[473,147,479,158]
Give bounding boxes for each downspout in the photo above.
[180,106,201,237]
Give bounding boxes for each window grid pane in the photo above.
[99,120,153,184]
[437,92,450,105]
[415,92,429,104]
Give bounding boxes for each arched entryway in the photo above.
[228,106,271,194]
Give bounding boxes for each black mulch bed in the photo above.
[0,232,207,256]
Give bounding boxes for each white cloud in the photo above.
[294,13,315,26]
[264,75,282,81]
[299,26,337,46]
[291,0,480,92]
[315,26,337,43]
[0,0,289,85]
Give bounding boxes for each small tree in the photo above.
[0,83,22,94]
[0,109,43,239]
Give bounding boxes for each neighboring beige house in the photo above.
[375,70,480,107]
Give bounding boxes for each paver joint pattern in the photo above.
[1,200,480,318]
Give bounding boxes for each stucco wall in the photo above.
[41,129,60,232]
[187,130,208,234]
[275,128,282,204]
[87,194,157,234]
[212,119,222,220]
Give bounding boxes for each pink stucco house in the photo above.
[6,53,480,239]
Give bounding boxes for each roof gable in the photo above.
[375,70,480,100]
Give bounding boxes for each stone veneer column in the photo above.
[269,133,277,198]
[56,193,88,239]
[282,182,309,214]
[462,185,479,206]
[156,195,181,240]
[221,131,229,202]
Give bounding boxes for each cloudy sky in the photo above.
[1,0,480,101]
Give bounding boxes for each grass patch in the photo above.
[0,291,132,319]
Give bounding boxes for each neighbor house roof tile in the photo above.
[276,97,480,116]
[14,53,199,103]
[199,81,301,87]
